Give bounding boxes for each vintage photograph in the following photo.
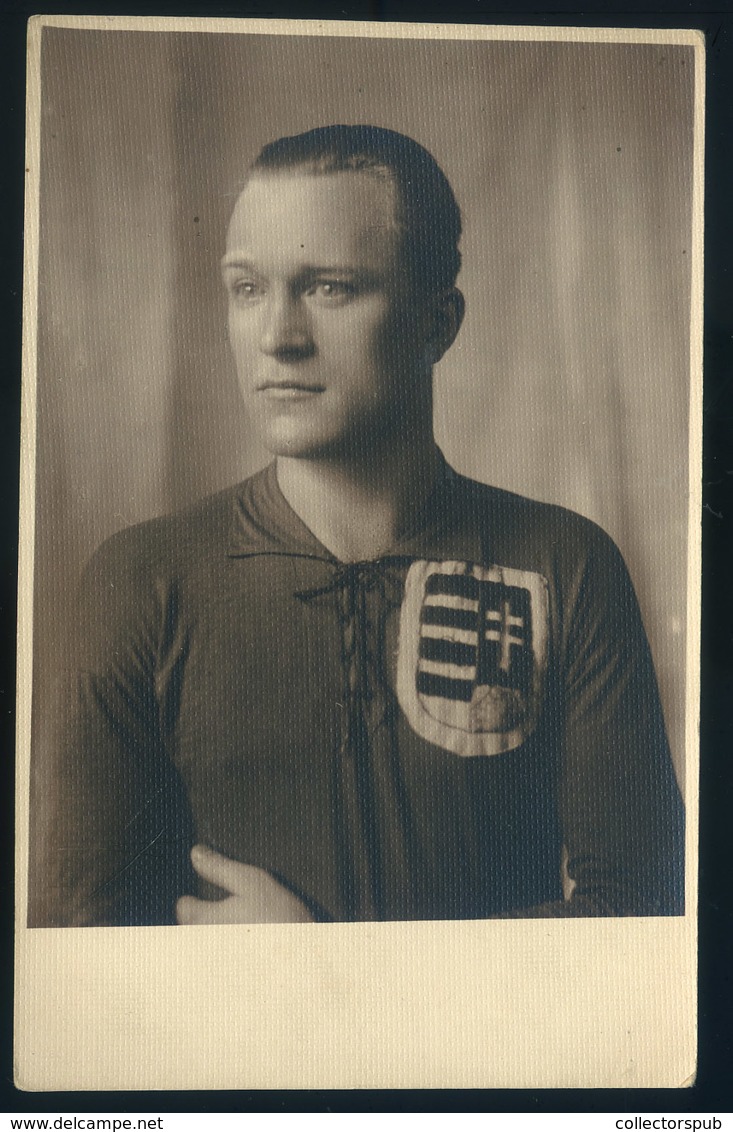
[24,23,694,929]
[15,17,702,1090]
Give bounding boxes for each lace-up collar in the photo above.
[225,455,483,568]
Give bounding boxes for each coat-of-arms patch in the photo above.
[396,560,549,757]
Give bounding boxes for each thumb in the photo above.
[190,844,267,895]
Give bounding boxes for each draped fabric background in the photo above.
[31,28,694,870]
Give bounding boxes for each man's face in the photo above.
[222,171,434,459]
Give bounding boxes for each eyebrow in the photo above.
[220,256,366,276]
[221,255,255,270]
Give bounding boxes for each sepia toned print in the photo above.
[17,17,701,1089]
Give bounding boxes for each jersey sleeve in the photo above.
[518,522,685,917]
[31,530,195,927]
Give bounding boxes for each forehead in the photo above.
[224,171,400,271]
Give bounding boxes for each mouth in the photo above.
[257,381,326,400]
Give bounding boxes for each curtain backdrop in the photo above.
[31,28,694,835]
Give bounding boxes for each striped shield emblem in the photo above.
[396,560,549,757]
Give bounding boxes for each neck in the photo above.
[276,433,443,562]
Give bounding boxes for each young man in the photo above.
[36,125,684,927]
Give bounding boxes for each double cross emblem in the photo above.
[417,572,534,704]
[397,559,548,756]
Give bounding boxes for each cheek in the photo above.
[314,314,382,373]
[348,302,415,361]
[374,307,425,373]
[228,312,258,358]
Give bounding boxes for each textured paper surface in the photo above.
[16,16,702,1091]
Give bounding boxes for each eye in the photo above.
[308,280,355,304]
[230,279,263,303]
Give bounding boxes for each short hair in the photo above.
[248,125,462,293]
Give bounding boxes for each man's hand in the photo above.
[176,845,314,925]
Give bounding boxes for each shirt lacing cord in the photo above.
[296,560,403,756]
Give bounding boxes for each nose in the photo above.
[259,290,314,360]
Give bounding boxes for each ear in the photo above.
[424,287,465,366]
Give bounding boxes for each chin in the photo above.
[252,407,402,462]
[256,424,348,461]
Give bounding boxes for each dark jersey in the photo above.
[33,461,684,926]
